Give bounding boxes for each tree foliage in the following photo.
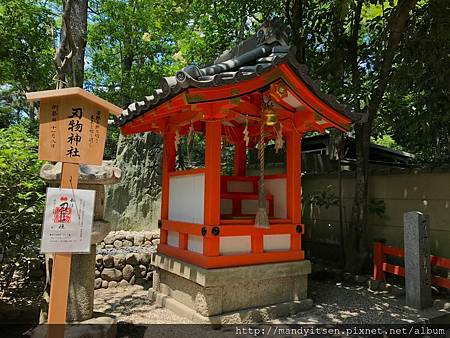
[0,123,45,260]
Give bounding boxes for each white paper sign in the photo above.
[41,187,95,253]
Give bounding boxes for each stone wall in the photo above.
[94,252,153,289]
[97,230,159,250]
[95,230,159,289]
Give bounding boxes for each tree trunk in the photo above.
[67,0,87,87]
[286,0,306,64]
[54,0,87,88]
[346,0,419,272]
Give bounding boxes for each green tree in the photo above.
[0,123,44,270]
[0,0,55,124]
[379,0,450,165]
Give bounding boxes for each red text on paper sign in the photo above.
[54,197,72,224]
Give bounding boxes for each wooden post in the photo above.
[47,162,79,336]
[286,130,301,223]
[203,121,221,256]
[286,130,302,251]
[160,132,175,245]
[372,241,385,281]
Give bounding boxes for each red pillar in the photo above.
[203,121,221,256]
[160,132,175,245]
[286,130,302,251]
[373,242,386,281]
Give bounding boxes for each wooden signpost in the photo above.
[26,88,121,336]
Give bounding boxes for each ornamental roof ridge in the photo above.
[116,20,359,127]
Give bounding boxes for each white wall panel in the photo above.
[265,178,287,219]
[169,173,204,224]
[188,235,203,254]
[219,236,251,255]
[167,231,179,247]
[264,234,290,252]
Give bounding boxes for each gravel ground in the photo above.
[274,280,450,324]
[94,280,450,325]
[94,285,193,324]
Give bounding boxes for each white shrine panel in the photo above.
[169,173,205,224]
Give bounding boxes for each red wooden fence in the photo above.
[373,242,450,289]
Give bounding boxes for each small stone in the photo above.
[145,271,153,281]
[144,232,153,242]
[115,233,125,241]
[101,280,108,289]
[94,278,102,289]
[104,234,115,245]
[134,265,147,277]
[114,254,126,269]
[103,255,114,268]
[125,253,138,265]
[143,241,152,247]
[95,269,101,278]
[130,275,136,285]
[105,244,113,249]
[152,239,160,246]
[139,253,151,265]
[101,268,122,281]
[119,279,129,288]
[113,240,123,248]
[134,234,144,246]
[126,234,135,241]
[95,255,103,268]
[108,281,118,288]
[123,240,133,247]
[122,264,134,281]
[98,242,105,249]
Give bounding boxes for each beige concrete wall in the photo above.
[302,170,450,258]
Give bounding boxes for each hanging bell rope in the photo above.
[255,116,270,228]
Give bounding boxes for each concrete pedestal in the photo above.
[149,253,312,323]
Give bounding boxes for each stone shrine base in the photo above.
[149,253,312,324]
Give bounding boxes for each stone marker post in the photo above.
[404,211,432,310]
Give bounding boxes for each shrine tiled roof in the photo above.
[116,21,358,127]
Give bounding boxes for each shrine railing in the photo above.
[372,242,450,289]
[159,219,304,268]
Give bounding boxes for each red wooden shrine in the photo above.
[118,30,355,269]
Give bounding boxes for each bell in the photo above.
[263,108,278,126]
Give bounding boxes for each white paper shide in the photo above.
[41,187,95,253]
